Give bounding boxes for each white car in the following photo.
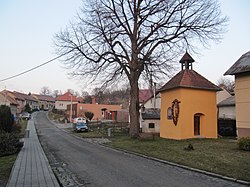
[73,117,87,124]
[21,112,31,120]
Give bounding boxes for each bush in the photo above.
[238,137,250,151]
[11,123,21,134]
[0,132,23,157]
[0,105,14,133]
[85,111,94,121]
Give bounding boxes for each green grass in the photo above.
[70,127,129,138]
[70,129,107,138]
[107,136,250,182]
[0,154,17,186]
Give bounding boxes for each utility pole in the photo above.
[69,93,73,126]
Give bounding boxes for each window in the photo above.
[149,123,155,128]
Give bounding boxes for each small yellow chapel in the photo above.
[159,52,221,140]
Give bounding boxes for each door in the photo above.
[194,115,200,136]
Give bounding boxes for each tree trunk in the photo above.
[129,72,140,138]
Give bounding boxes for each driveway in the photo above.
[34,111,245,187]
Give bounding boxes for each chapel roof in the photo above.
[159,69,221,92]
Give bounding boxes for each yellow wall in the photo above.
[235,75,250,137]
[160,88,217,139]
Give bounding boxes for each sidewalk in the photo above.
[7,119,60,187]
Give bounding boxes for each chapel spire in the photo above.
[179,51,195,70]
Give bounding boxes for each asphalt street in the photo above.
[34,112,246,187]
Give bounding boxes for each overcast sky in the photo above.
[0,0,249,95]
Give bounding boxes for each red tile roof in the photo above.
[139,89,153,103]
[56,92,78,102]
[13,91,38,102]
[0,92,19,105]
[159,69,222,92]
[32,94,55,102]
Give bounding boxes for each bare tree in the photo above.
[81,91,89,97]
[54,0,228,137]
[40,86,51,96]
[217,77,235,93]
[67,89,80,97]
[52,89,62,98]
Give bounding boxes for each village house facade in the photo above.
[224,51,250,137]
[139,89,161,134]
[32,94,55,110]
[13,91,39,111]
[55,92,79,111]
[0,90,57,114]
[66,103,122,121]
[0,92,18,116]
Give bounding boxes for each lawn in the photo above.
[69,126,129,138]
[0,154,17,186]
[107,136,250,182]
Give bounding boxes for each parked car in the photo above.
[73,117,87,124]
[75,122,88,133]
[21,112,31,120]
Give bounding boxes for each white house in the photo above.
[55,92,79,111]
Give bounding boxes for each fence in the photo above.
[88,121,129,136]
[218,119,236,137]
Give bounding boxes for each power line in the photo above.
[0,36,93,82]
[0,30,102,82]
[0,50,73,82]
[0,18,132,82]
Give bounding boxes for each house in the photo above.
[139,90,161,133]
[32,94,55,110]
[224,51,250,137]
[0,92,18,117]
[217,96,236,136]
[141,108,160,134]
[0,90,25,114]
[216,86,232,104]
[55,92,79,111]
[159,52,221,140]
[139,89,153,105]
[66,103,122,121]
[217,96,235,120]
[216,86,236,136]
[12,91,39,111]
[143,90,161,109]
[0,90,39,113]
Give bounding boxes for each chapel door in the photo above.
[194,115,200,136]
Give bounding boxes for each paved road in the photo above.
[34,112,245,187]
